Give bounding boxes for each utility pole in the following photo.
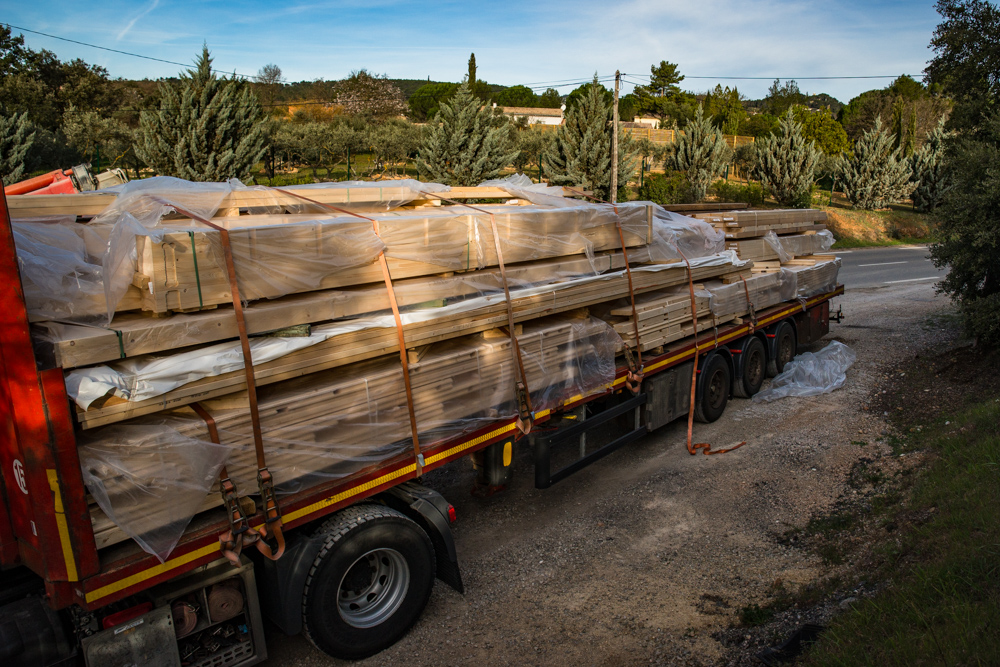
[611,70,620,204]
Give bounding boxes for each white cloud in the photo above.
[117,0,160,41]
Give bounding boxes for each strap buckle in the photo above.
[254,468,285,560]
[218,477,250,566]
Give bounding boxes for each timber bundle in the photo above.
[9,177,840,560]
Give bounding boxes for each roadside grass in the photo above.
[802,399,1000,666]
[818,194,937,248]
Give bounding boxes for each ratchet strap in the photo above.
[153,197,285,559]
[272,188,425,475]
[191,403,251,567]
[419,191,536,431]
[740,275,757,333]
[564,187,644,392]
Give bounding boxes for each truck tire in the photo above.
[695,353,730,423]
[733,336,767,398]
[302,505,435,660]
[766,322,797,378]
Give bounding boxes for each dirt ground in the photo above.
[264,280,954,667]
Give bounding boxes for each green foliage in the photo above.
[793,106,850,155]
[565,78,611,112]
[838,118,914,210]
[839,77,951,150]
[494,85,538,108]
[930,110,1000,347]
[274,120,363,178]
[364,121,423,178]
[538,88,562,109]
[910,117,951,212]
[926,0,1000,135]
[637,172,691,205]
[754,110,822,207]
[632,61,698,126]
[733,142,759,175]
[738,112,780,138]
[711,180,766,207]
[416,81,518,186]
[0,110,36,185]
[467,53,477,88]
[543,75,638,201]
[62,106,136,169]
[408,82,459,121]
[702,85,747,135]
[664,104,733,202]
[136,46,269,182]
[805,401,1000,665]
[762,79,805,117]
[513,128,553,174]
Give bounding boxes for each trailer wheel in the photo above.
[766,322,797,378]
[302,505,435,660]
[733,336,767,398]
[695,354,730,423]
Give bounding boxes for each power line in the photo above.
[3,23,264,81]
[623,72,914,81]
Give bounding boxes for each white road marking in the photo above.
[885,276,940,284]
[858,261,908,267]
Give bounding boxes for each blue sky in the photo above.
[5,0,941,103]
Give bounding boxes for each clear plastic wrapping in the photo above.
[762,229,835,263]
[787,258,842,298]
[79,424,231,562]
[700,270,798,318]
[80,313,620,559]
[753,340,856,402]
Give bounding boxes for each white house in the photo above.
[498,106,564,125]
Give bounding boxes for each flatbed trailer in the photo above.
[0,187,843,665]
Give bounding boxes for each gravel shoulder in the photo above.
[263,281,952,666]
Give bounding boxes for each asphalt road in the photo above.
[835,244,946,289]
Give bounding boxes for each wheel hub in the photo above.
[337,548,410,629]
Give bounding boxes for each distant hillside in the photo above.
[274,78,508,103]
[744,92,844,115]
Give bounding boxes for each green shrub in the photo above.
[638,172,691,205]
[710,180,766,207]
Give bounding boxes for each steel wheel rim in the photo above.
[337,548,410,628]
[747,349,764,387]
[708,369,726,409]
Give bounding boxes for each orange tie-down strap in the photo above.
[152,197,285,559]
[417,191,536,432]
[271,188,425,474]
[563,187,644,392]
[678,250,745,456]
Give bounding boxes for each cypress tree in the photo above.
[754,109,822,208]
[136,46,268,182]
[0,110,35,185]
[416,81,518,186]
[543,75,637,201]
[665,104,732,202]
[838,118,914,210]
[910,117,951,213]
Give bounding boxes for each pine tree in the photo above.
[838,118,914,210]
[543,75,637,201]
[665,104,732,202]
[0,110,35,185]
[754,109,822,208]
[136,46,269,182]
[416,81,519,186]
[910,117,951,213]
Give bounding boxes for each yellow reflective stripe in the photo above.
[424,423,517,466]
[46,469,78,582]
[85,542,219,604]
[283,463,417,524]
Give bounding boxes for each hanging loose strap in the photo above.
[271,188,425,475]
[151,197,285,559]
[418,191,536,431]
[677,250,745,456]
[563,187,644,392]
[739,275,757,333]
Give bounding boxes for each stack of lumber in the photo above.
[725,230,833,263]
[692,209,827,239]
[14,183,845,557]
[82,313,616,550]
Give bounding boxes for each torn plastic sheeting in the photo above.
[752,341,856,403]
[63,251,742,411]
[478,173,577,207]
[79,424,231,562]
